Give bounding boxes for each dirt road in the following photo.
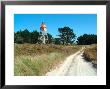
[45,48,97,76]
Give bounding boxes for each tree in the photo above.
[14,30,24,43]
[14,29,54,44]
[54,38,61,45]
[58,26,76,45]
[77,34,97,45]
[14,29,31,43]
[14,33,24,44]
[30,30,39,44]
[21,29,31,43]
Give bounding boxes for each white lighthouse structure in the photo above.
[39,22,48,44]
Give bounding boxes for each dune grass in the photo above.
[83,44,97,66]
[14,44,82,76]
[14,52,65,76]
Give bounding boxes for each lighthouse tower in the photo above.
[39,22,48,44]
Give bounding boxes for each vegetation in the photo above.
[14,26,97,75]
[15,52,64,76]
[14,27,97,45]
[58,26,76,45]
[14,29,53,44]
[77,34,97,45]
[83,44,97,68]
[14,44,82,76]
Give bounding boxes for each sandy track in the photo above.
[45,48,96,76]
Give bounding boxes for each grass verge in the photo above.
[83,44,97,68]
[14,52,65,76]
[14,44,82,76]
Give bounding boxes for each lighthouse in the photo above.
[39,22,48,44]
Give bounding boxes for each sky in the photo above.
[14,14,97,38]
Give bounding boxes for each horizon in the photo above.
[14,14,97,38]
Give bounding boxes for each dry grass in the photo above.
[83,44,97,66]
[14,52,65,76]
[14,44,81,56]
[14,44,82,76]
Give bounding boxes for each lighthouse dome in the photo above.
[40,22,46,31]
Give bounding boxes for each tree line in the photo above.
[14,26,97,45]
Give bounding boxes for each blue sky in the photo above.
[14,14,97,38]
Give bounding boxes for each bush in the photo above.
[15,36,24,44]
